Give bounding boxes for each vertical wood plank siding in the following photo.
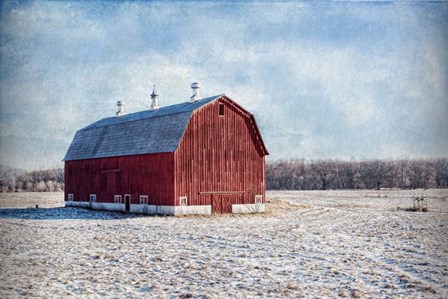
[174,98,266,206]
[65,153,174,205]
[65,96,266,212]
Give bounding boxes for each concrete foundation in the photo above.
[232,203,266,214]
[174,205,212,216]
[65,201,263,216]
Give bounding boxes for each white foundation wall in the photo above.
[130,205,211,215]
[130,204,157,214]
[232,203,266,214]
[65,201,125,212]
[65,201,91,208]
[65,201,264,215]
[129,205,182,215]
[65,201,178,215]
[64,201,202,215]
[92,202,125,212]
[174,205,212,216]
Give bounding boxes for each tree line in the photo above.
[0,167,64,192]
[266,158,448,190]
[1,158,448,192]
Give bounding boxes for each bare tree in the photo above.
[0,166,13,192]
[337,161,360,189]
[310,160,337,190]
[361,160,394,189]
[435,158,448,188]
[266,158,447,191]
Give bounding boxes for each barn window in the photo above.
[68,194,74,201]
[139,195,148,205]
[114,195,122,203]
[90,194,97,202]
[180,196,188,206]
[255,195,262,204]
[219,104,224,116]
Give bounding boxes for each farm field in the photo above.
[0,190,447,298]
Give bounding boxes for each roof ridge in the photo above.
[79,110,193,131]
[63,93,269,161]
[81,94,223,131]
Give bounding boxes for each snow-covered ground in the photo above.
[0,190,447,298]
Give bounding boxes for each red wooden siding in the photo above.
[65,153,174,205]
[174,98,266,206]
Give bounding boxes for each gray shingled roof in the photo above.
[63,95,222,161]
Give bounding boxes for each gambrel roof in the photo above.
[63,94,268,161]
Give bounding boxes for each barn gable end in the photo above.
[174,96,267,213]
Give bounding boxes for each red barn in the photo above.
[64,83,268,215]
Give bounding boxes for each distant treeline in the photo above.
[0,167,64,192]
[267,158,448,190]
[2,158,448,192]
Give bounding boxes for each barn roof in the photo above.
[64,94,268,161]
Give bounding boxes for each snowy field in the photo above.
[0,190,447,298]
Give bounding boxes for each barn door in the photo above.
[124,194,131,213]
[222,195,232,213]
[212,194,222,214]
[212,195,232,214]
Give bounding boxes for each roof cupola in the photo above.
[190,82,202,102]
[150,85,160,110]
[116,100,125,117]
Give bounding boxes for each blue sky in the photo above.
[1,0,447,169]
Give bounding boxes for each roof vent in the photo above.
[116,100,125,117]
[150,85,160,110]
[190,82,202,102]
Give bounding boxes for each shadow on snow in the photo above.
[0,207,151,220]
